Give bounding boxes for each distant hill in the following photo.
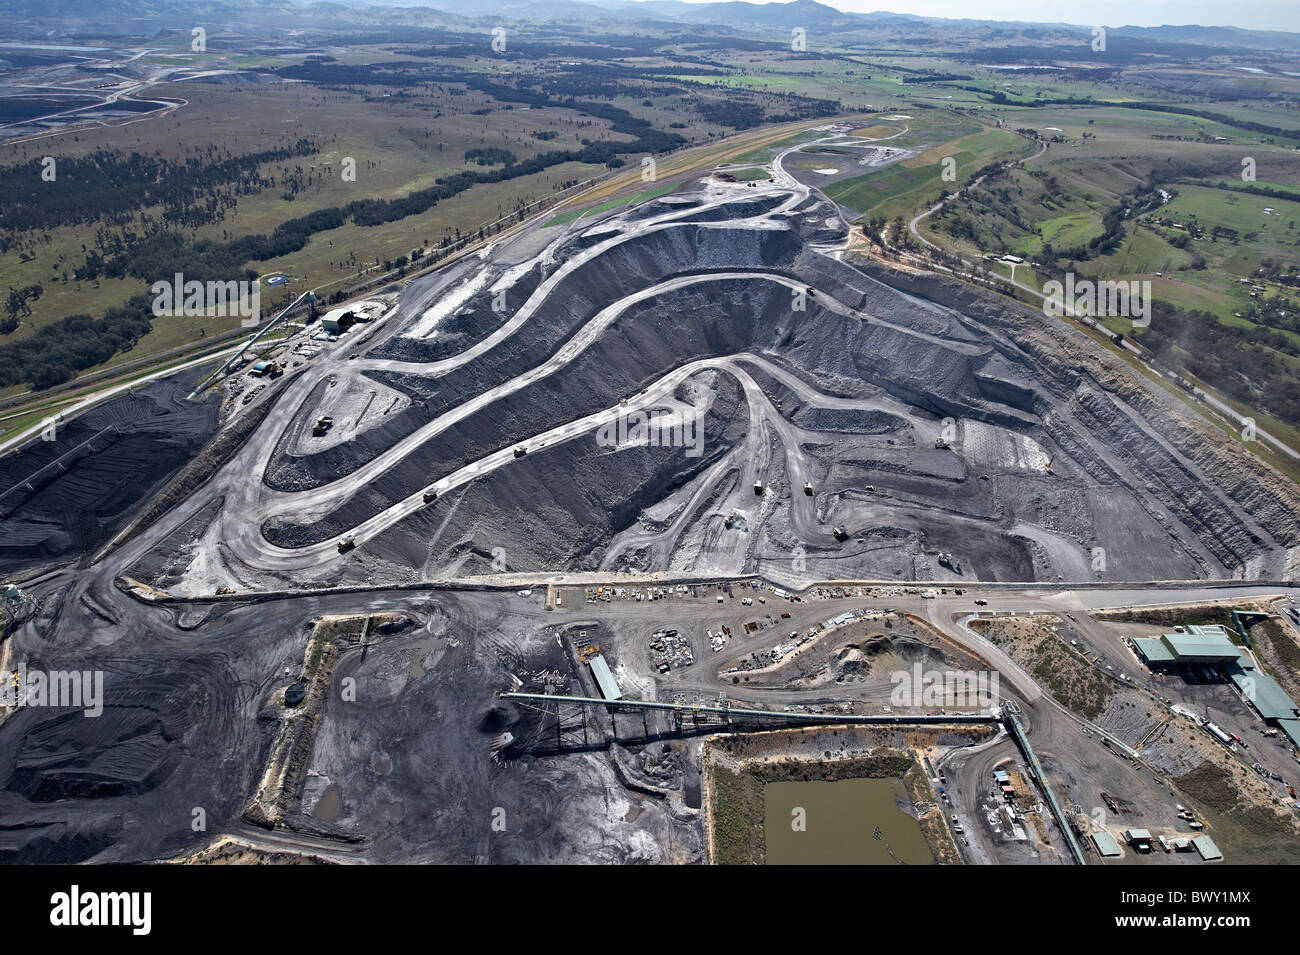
[3,0,1298,52]
[672,0,862,29]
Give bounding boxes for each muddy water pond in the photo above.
[313,784,342,823]
[764,777,933,864]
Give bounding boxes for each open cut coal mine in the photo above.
[104,170,1297,594]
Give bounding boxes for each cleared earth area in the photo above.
[87,132,1300,595]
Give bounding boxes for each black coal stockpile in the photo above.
[0,369,220,570]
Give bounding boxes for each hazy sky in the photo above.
[648,0,1300,33]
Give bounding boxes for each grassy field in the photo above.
[722,166,777,182]
[659,54,901,113]
[543,180,681,225]
[1175,761,1299,865]
[825,121,1031,219]
[709,762,766,865]
[0,81,622,350]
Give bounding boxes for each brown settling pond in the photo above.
[764,778,934,865]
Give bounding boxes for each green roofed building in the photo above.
[1132,623,1300,748]
[1132,625,1241,666]
[1131,636,1177,665]
[1090,830,1121,858]
[1226,658,1300,747]
[1192,834,1223,862]
[588,653,623,702]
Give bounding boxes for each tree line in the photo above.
[1143,302,1300,428]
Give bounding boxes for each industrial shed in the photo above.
[1090,830,1121,858]
[587,653,622,702]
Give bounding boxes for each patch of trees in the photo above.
[85,215,324,284]
[0,140,316,241]
[890,216,918,252]
[1142,302,1300,428]
[0,295,153,390]
[464,147,517,166]
[698,101,765,129]
[3,284,43,330]
[1048,185,1162,262]
[403,31,691,60]
[902,73,971,83]
[1255,260,1300,290]
[122,233,260,285]
[1240,292,1300,333]
[939,212,981,244]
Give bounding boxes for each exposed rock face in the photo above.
[232,180,1299,584]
